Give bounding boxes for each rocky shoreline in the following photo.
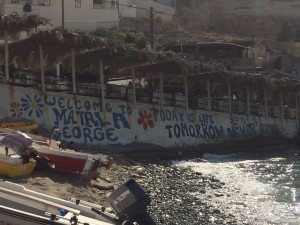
[2,133,296,224]
[106,158,249,225]
[1,153,249,225]
[5,138,295,225]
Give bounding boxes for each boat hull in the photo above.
[33,144,101,179]
[0,156,36,178]
[0,205,66,225]
[0,181,117,225]
[37,152,86,173]
[0,121,39,132]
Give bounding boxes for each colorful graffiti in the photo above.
[137,110,155,130]
[21,94,44,117]
[151,108,185,122]
[10,102,23,118]
[46,97,131,143]
[8,91,287,146]
[12,94,132,144]
[165,123,224,139]
[159,109,280,140]
[10,94,44,118]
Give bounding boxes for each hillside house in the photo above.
[0,0,120,32]
[165,42,257,71]
[119,0,175,21]
[0,0,176,32]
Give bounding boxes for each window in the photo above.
[153,0,175,7]
[94,0,105,4]
[93,0,106,9]
[75,0,81,8]
[44,0,51,6]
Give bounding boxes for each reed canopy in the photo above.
[0,21,299,94]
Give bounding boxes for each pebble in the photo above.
[109,159,250,225]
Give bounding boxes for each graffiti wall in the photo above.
[0,84,298,147]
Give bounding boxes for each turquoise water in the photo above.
[175,149,300,225]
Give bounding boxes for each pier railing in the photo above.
[0,71,298,120]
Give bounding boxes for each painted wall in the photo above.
[4,0,119,32]
[0,84,298,148]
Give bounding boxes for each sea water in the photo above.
[174,149,300,225]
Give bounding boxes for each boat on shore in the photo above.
[1,130,102,179]
[0,179,154,225]
[0,133,36,178]
[0,120,39,133]
[0,205,73,225]
[32,142,102,179]
[0,146,36,178]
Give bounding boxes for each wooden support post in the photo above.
[56,63,60,78]
[184,75,188,111]
[207,78,211,112]
[296,94,299,121]
[228,79,231,114]
[132,66,136,105]
[160,73,164,107]
[264,88,268,118]
[71,48,76,94]
[39,45,45,92]
[280,91,284,123]
[246,86,250,116]
[4,30,9,82]
[99,60,105,112]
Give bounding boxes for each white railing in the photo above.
[6,0,51,6]
[93,2,118,10]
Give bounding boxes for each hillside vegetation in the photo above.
[176,0,300,41]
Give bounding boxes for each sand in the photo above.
[1,160,124,208]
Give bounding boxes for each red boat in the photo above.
[32,142,101,179]
[1,130,102,180]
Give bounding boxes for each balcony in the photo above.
[6,0,51,6]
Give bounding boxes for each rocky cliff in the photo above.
[176,0,300,40]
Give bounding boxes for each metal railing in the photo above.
[93,2,117,10]
[0,71,298,119]
[6,0,51,6]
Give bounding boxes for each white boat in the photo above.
[0,179,154,225]
[0,180,117,225]
[0,205,113,225]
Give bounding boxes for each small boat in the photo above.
[1,130,102,180]
[0,179,154,225]
[0,205,71,225]
[0,154,36,178]
[32,142,102,179]
[0,141,36,178]
[0,120,39,133]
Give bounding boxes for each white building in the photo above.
[0,0,120,32]
[0,0,175,32]
[118,0,175,21]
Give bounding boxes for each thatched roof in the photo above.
[1,27,300,92]
[0,14,48,35]
[2,29,110,70]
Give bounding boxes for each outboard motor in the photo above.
[26,147,55,169]
[58,138,67,150]
[107,179,155,225]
